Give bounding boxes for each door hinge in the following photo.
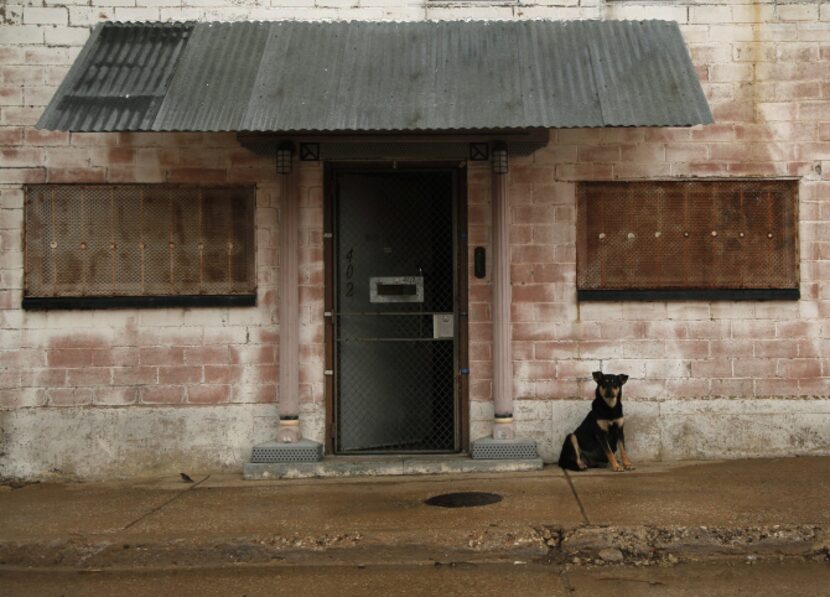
[324,369,334,376]
[460,368,470,375]
[323,232,333,239]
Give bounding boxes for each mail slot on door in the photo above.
[369,276,424,303]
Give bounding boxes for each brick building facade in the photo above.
[1,1,829,480]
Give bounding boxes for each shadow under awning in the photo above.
[37,19,713,133]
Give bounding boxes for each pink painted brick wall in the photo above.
[487,10,828,405]
[1,2,829,430]
[0,126,326,412]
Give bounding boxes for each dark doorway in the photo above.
[327,167,464,453]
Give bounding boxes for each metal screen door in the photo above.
[334,170,458,453]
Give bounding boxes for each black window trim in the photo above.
[22,294,257,311]
[577,289,800,302]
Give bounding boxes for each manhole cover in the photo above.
[424,492,503,508]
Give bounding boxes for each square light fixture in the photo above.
[276,143,294,175]
[491,142,508,174]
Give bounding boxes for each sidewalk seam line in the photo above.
[122,475,211,531]
[563,470,590,525]
[560,569,576,596]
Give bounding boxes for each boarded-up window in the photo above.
[24,185,256,306]
[577,180,799,300]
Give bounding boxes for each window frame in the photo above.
[576,179,800,302]
[22,183,258,310]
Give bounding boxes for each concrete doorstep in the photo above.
[0,458,828,570]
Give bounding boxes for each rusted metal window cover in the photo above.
[24,185,255,300]
[577,180,799,297]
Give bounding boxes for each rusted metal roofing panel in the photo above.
[240,20,608,132]
[154,21,271,131]
[38,22,193,131]
[589,20,709,126]
[36,20,713,132]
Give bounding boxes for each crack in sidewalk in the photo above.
[122,475,210,531]
[563,470,590,525]
[560,568,576,596]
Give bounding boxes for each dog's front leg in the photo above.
[595,427,623,472]
[570,434,588,470]
[595,421,623,472]
[618,427,635,471]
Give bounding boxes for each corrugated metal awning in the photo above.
[37,20,713,132]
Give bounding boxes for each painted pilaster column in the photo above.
[244,145,323,475]
[276,154,302,443]
[491,143,514,440]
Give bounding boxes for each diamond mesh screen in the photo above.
[577,180,799,291]
[335,172,457,453]
[24,185,255,297]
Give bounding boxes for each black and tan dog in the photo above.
[558,372,634,472]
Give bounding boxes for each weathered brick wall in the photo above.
[1,135,281,407]
[1,1,829,476]
[461,2,830,455]
[460,2,830,409]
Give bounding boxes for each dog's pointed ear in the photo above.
[618,374,629,385]
[592,371,603,383]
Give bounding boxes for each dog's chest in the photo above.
[595,416,624,432]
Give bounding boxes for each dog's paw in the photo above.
[624,464,636,471]
[577,461,588,471]
[612,464,624,473]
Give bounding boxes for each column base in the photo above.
[492,416,514,440]
[247,439,324,464]
[276,420,302,443]
[470,437,539,460]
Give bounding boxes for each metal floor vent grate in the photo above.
[470,438,538,460]
[250,440,324,463]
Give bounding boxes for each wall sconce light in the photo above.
[276,143,294,175]
[491,142,508,174]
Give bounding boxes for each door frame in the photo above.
[323,162,469,455]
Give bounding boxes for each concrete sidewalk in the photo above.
[1,457,828,569]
